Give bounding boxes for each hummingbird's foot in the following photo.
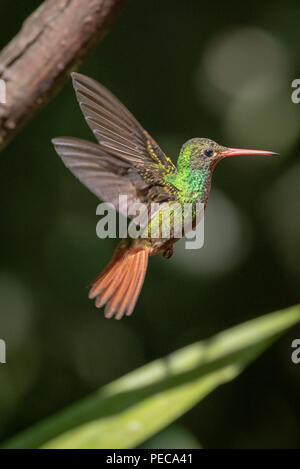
[163,247,174,259]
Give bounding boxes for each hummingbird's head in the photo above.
[180,137,278,171]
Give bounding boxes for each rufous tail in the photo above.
[89,245,149,320]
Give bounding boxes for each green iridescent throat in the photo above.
[166,144,212,203]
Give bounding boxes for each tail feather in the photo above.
[104,255,135,319]
[89,246,149,319]
[94,261,125,308]
[116,254,142,318]
[126,252,148,316]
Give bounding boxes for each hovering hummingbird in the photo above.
[52,73,277,320]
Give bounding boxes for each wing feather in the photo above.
[71,73,176,171]
[52,137,148,216]
[52,74,179,216]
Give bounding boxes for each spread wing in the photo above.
[52,73,178,217]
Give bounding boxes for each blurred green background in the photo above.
[0,0,300,449]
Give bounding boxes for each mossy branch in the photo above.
[0,0,129,151]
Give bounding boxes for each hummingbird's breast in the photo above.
[135,197,205,257]
[131,169,212,256]
[166,166,212,204]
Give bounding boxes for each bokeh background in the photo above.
[1,0,300,449]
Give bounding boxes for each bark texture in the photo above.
[0,0,128,150]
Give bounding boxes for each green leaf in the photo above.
[2,305,300,449]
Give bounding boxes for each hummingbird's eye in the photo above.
[204,148,214,157]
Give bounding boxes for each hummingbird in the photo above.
[52,73,277,320]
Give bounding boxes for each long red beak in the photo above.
[221,148,279,157]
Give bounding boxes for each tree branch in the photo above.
[0,0,129,151]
